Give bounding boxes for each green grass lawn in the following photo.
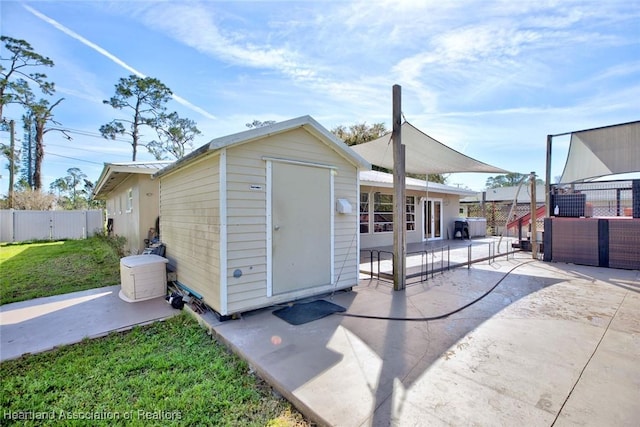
[0,239,310,426]
[0,314,307,426]
[0,237,121,305]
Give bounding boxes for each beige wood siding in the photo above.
[442,195,462,239]
[137,177,160,247]
[225,127,359,314]
[105,175,153,255]
[160,154,221,310]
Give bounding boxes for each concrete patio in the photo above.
[1,253,638,426]
[202,253,640,426]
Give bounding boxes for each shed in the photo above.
[94,161,172,254]
[154,116,370,318]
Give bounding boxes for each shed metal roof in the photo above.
[460,185,546,203]
[94,161,173,199]
[154,115,371,179]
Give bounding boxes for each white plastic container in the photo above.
[119,254,168,302]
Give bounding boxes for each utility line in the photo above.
[1,117,150,144]
[59,127,136,143]
[46,142,131,157]
[44,151,104,165]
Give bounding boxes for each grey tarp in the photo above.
[559,120,640,183]
[350,122,509,175]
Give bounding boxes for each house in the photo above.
[93,161,172,254]
[359,170,477,248]
[153,116,370,318]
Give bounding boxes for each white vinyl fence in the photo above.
[0,210,105,242]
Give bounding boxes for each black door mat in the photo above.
[272,300,346,325]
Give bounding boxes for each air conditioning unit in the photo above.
[119,254,168,302]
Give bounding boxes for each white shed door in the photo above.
[271,162,332,294]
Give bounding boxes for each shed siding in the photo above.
[225,127,359,314]
[160,154,221,309]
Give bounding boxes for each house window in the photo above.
[373,194,416,232]
[360,193,369,233]
[406,196,415,231]
[126,188,133,213]
[374,193,393,232]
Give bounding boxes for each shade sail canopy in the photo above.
[559,120,640,183]
[351,122,509,175]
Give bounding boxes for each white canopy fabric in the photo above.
[559,120,640,183]
[351,122,509,175]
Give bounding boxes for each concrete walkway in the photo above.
[202,255,640,426]
[0,285,177,361]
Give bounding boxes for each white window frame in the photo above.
[406,196,416,231]
[373,193,394,233]
[126,188,133,213]
[360,192,370,234]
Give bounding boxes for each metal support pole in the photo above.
[545,135,552,218]
[370,251,374,280]
[530,171,538,259]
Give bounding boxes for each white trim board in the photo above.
[219,149,228,312]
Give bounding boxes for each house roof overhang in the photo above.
[93,161,173,199]
[360,170,476,197]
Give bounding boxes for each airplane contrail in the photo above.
[24,4,217,121]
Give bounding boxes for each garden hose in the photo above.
[337,260,535,322]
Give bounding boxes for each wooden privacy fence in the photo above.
[0,210,105,242]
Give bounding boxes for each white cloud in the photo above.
[23,3,217,121]
[136,2,318,82]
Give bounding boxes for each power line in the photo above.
[1,116,151,144]
[44,151,104,165]
[46,142,131,158]
[59,127,136,143]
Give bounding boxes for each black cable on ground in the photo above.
[338,260,535,322]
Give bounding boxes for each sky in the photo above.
[1,0,639,195]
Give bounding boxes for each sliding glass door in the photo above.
[424,199,443,240]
